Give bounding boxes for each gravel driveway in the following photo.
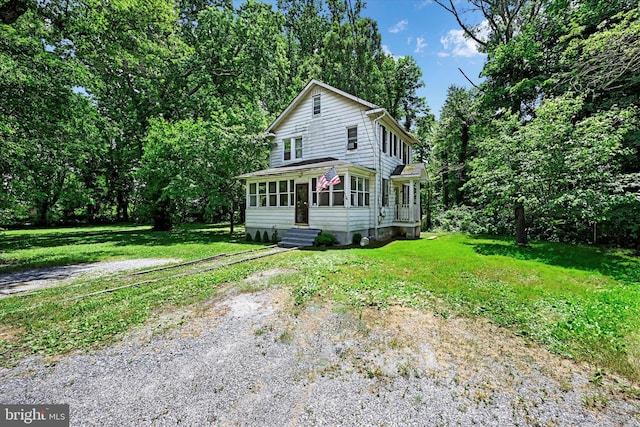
[0,259,179,296]
[1,270,639,426]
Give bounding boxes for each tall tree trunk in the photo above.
[442,164,449,208]
[116,189,129,222]
[515,204,527,246]
[457,123,469,205]
[36,201,50,226]
[152,194,172,231]
[229,199,235,234]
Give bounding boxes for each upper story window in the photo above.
[381,125,387,154]
[347,126,358,151]
[283,137,302,161]
[312,95,321,116]
[393,133,398,157]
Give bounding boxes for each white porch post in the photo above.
[409,180,414,222]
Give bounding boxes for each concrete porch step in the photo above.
[278,228,322,248]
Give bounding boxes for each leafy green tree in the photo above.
[138,118,269,231]
[467,95,637,244]
[1,8,101,225]
[431,86,479,209]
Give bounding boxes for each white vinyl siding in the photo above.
[269,90,376,169]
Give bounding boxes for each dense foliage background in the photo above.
[2,0,639,248]
[1,0,429,230]
[428,0,640,248]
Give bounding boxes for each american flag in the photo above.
[317,167,340,192]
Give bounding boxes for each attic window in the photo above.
[347,126,357,150]
[312,95,321,116]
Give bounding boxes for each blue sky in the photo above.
[362,0,486,118]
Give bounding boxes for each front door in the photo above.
[295,183,309,224]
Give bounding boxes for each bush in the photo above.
[262,230,269,242]
[271,230,278,243]
[314,233,336,246]
[254,230,262,242]
[432,206,489,234]
[245,232,252,242]
[352,233,362,245]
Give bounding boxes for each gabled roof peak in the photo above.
[266,79,379,134]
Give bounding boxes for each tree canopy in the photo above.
[430,0,640,248]
[1,0,430,229]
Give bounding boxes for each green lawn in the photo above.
[0,223,262,274]
[1,226,639,385]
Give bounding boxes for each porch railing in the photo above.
[394,204,420,223]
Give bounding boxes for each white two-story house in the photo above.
[237,79,427,246]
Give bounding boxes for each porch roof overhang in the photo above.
[390,163,428,183]
[236,157,376,180]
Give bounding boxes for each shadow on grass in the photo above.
[0,224,246,252]
[468,235,640,285]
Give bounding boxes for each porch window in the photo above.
[312,95,321,116]
[350,176,370,207]
[347,126,358,150]
[258,182,267,207]
[278,180,294,206]
[284,137,302,161]
[312,176,344,206]
[249,183,257,207]
[268,181,277,206]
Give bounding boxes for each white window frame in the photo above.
[312,95,321,116]
[350,176,370,207]
[283,137,303,161]
[347,126,358,151]
[312,175,345,207]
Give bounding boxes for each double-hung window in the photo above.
[312,95,321,116]
[381,125,387,154]
[350,176,370,207]
[283,137,303,161]
[347,126,358,150]
[382,178,389,207]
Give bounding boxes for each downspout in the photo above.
[373,110,388,241]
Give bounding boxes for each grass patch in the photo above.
[0,224,272,364]
[1,227,639,386]
[0,223,262,274]
[280,234,640,383]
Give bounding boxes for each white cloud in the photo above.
[439,21,489,57]
[382,44,393,55]
[407,36,413,45]
[414,37,427,53]
[389,19,408,33]
[416,0,432,8]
